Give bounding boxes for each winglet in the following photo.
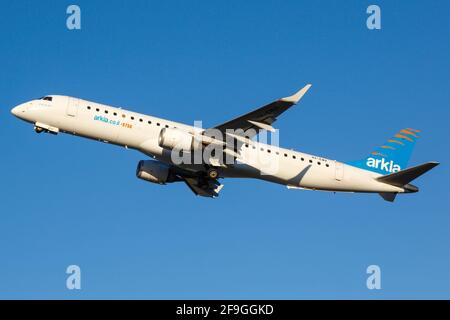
[280,84,312,104]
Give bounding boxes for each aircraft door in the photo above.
[335,161,344,181]
[67,97,79,117]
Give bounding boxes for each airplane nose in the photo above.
[11,106,19,116]
[11,104,25,117]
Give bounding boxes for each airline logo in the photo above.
[94,115,121,126]
[366,157,401,173]
[94,115,133,129]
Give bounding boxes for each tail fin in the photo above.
[347,128,420,174]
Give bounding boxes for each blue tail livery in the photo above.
[347,128,420,174]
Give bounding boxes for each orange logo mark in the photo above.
[371,152,387,157]
[388,139,404,145]
[395,134,413,142]
[400,129,419,138]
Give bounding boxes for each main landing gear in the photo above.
[207,168,219,179]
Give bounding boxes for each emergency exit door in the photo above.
[335,161,344,181]
[67,97,79,117]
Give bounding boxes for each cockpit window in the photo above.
[38,96,53,101]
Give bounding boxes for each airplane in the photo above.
[11,85,439,201]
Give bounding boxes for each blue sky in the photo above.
[0,0,449,299]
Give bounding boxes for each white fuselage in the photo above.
[11,95,406,194]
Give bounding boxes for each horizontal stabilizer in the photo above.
[377,161,439,187]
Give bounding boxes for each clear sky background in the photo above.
[0,0,449,299]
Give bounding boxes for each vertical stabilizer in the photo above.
[347,128,420,174]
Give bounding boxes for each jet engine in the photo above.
[158,128,202,151]
[136,160,178,184]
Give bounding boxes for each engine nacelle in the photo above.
[136,160,171,184]
[158,128,202,151]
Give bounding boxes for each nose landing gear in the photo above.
[34,126,44,134]
[33,123,59,135]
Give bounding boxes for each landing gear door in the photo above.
[335,161,344,181]
[67,97,79,117]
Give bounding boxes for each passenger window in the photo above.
[113,112,117,116]
[105,110,108,114]
[148,120,152,124]
[131,116,135,120]
[301,158,304,161]
[87,106,91,110]
[96,108,100,112]
[293,155,296,159]
[139,119,143,122]
[122,114,126,118]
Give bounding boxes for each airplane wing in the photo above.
[209,84,312,139]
